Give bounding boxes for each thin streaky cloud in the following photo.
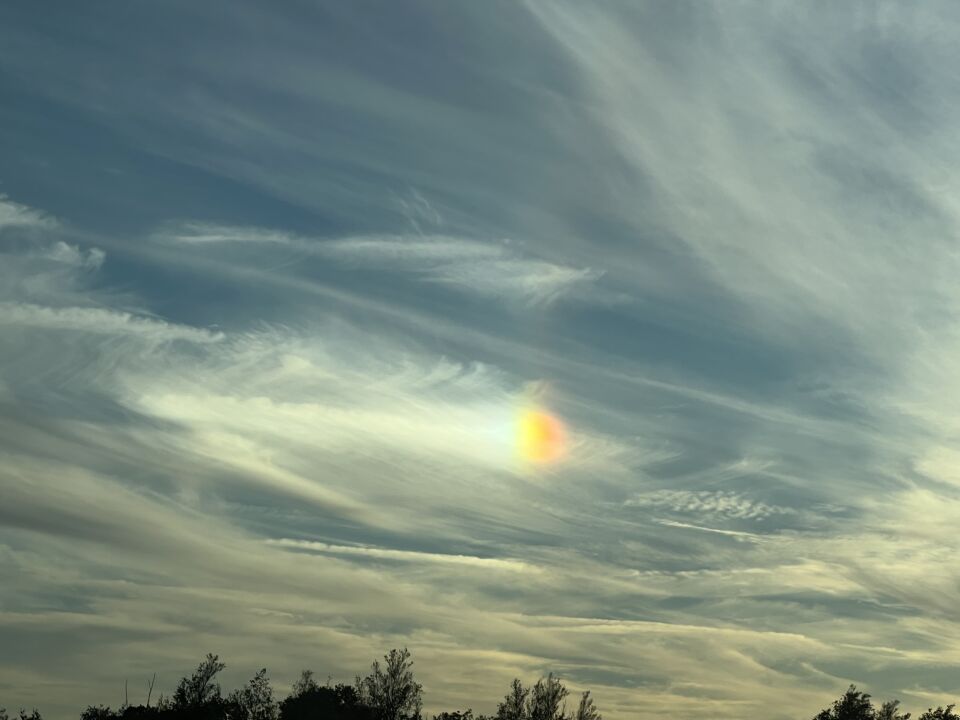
[266,539,537,573]
[161,222,602,306]
[0,302,224,343]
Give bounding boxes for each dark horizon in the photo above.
[4,648,956,720]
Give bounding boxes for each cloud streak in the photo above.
[162,223,603,307]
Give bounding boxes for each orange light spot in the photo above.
[518,409,567,463]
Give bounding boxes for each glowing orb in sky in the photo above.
[518,408,567,463]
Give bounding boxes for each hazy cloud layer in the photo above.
[3,3,960,719]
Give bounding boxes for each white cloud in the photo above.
[163,222,297,246]
[0,302,222,343]
[266,539,536,573]
[160,224,603,306]
[626,490,794,522]
[322,234,603,306]
[0,194,57,230]
[319,234,507,265]
[652,519,766,541]
[426,258,601,307]
[45,241,106,270]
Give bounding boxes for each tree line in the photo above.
[1,650,957,720]
[812,685,958,720]
[2,648,598,720]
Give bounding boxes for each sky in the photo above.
[3,2,960,718]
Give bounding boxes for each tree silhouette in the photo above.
[289,671,319,698]
[495,679,529,720]
[279,680,372,720]
[173,654,227,710]
[356,648,423,720]
[80,707,114,720]
[877,699,911,720]
[21,646,960,720]
[1,710,42,720]
[813,685,876,720]
[573,692,600,720]
[919,706,960,720]
[527,674,567,720]
[227,669,278,720]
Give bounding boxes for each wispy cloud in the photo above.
[161,223,603,306]
[266,539,536,573]
[43,241,105,270]
[0,194,57,230]
[653,519,767,542]
[0,302,222,342]
[626,490,795,522]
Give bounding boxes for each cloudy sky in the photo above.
[4,2,960,718]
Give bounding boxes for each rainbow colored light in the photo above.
[517,407,567,464]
